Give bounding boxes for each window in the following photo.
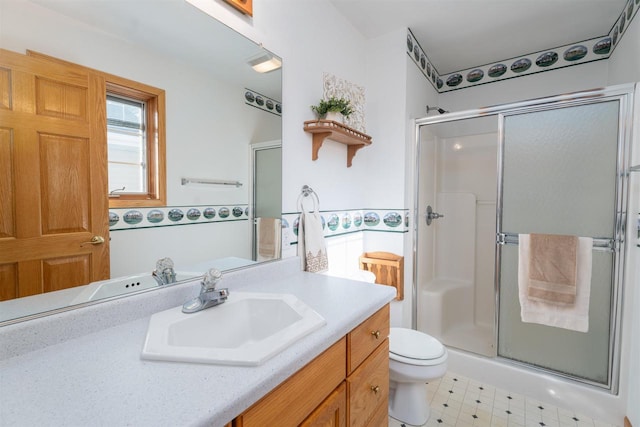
[106,80,166,207]
[107,95,147,194]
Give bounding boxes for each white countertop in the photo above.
[0,259,395,427]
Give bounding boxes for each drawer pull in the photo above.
[371,330,381,339]
[370,385,380,394]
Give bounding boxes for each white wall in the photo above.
[607,12,640,86]
[110,221,251,277]
[362,28,410,208]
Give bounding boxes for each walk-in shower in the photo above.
[412,84,635,398]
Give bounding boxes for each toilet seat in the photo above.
[389,327,447,366]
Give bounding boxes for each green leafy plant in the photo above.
[311,96,354,117]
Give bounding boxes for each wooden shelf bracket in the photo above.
[304,120,372,167]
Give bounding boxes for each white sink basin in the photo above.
[141,292,326,366]
[69,271,201,305]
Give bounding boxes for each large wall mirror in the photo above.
[0,0,282,324]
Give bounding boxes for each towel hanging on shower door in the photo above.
[517,234,593,332]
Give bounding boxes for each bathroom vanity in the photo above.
[233,305,389,426]
[0,258,395,426]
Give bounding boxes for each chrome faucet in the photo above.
[152,257,177,286]
[182,268,229,314]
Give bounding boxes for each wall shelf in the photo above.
[303,120,372,167]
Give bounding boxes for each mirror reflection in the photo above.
[0,0,282,323]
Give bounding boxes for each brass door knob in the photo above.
[81,236,105,246]
[371,330,381,339]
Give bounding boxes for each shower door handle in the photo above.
[425,205,444,226]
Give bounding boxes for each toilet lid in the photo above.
[389,327,445,360]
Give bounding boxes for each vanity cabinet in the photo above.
[233,305,389,427]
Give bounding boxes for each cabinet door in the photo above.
[301,382,346,427]
[347,340,389,427]
[235,338,346,427]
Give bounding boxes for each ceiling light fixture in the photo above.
[247,49,282,73]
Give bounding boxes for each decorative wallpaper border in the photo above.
[244,88,282,116]
[109,205,249,231]
[408,0,639,93]
[282,209,409,244]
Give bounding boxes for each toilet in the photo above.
[388,327,448,426]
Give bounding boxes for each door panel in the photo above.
[35,77,88,120]
[0,49,109,300]
[0,263,18,300]
[40,133,91,234]
[498,100,621,385]
[0,127,14,238]
[42,255,91,293]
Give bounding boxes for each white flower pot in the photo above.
[324,111,344,123]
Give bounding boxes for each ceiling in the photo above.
[330,0,628,74]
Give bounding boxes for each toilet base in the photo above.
[388,381,429,426]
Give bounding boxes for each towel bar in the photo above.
[181,178,242,187]
[297,185,320,212]
[497,232,616,252]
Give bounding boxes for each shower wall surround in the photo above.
[408,0,639,92]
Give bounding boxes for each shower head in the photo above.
[426,106,449,115]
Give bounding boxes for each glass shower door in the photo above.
[497,100,623,387]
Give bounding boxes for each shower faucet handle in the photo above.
[425,205,444,226]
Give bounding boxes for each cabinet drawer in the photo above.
[347,305,389,373]
[235,337,346,427]
[347,339,389,427]
[300,381,346,427]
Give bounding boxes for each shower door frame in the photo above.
[412,84,635,393]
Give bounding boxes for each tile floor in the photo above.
[388,372,621,427]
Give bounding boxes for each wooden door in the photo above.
[0,49,109,300]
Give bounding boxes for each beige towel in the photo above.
[257,217,281,261]
[528,234,578,305]
[518,234,593,332]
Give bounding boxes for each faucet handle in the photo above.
[155,257,174,272]
[202,268,223,291]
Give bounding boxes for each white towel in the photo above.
[256,217,282,262]
[518,234,593,332]
[297,211,328,273]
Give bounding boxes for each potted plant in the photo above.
[311,96,354,123]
